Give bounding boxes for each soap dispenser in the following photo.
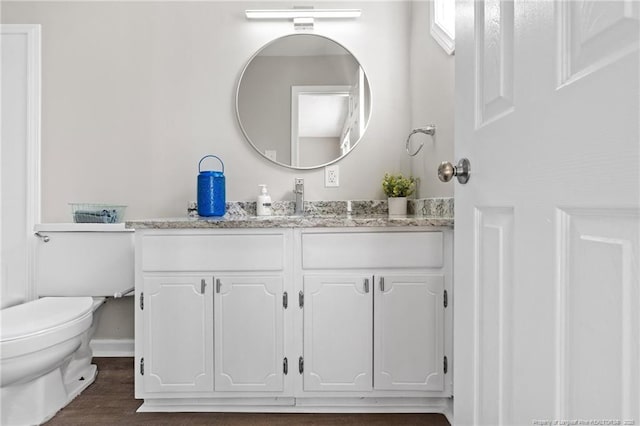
[257,184,272,216]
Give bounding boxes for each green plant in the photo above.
[382,173,415,197]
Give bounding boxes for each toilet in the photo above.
[0,223,133,426]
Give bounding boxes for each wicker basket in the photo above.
[69,203,127,223]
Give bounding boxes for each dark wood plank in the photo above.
[45,358,450,426]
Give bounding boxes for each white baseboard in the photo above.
[90,338,134,357]
[138,397,452,414]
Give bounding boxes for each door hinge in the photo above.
[444,290,448,308]
[140,357,144,375]
[139,292,144,310]
[298,291,304,308]
[444,356,448,374]
[298,356,304,374]
[283,357,288,375]
[283,292,288,309]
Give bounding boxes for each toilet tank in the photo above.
[34,223,134,297]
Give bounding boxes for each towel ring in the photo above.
[405,125,436,157]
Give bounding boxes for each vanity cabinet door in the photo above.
[302,275,373,392]
[142,275,214,393]
[374,274,445,391]
[214,275,284,392]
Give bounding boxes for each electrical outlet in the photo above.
[325,165,339,187]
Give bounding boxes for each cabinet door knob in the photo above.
[364,278,370,293]
[216,279,222,293]
[200,279,207,294]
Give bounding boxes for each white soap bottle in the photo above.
[257,184,272,216]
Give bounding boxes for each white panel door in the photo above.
[374,275,444,391]
[303,275,373,392]
[0,25,40,308]
[214,275,284,392]
[455,1,639,425]
[143,275,213,393]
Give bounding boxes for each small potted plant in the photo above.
[382,173,415,216]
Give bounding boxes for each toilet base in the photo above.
[1,362,97,425]
[64,363,97,408]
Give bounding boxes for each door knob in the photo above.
[438,158,470,184]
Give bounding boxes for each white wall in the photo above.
[2,1,413,222]
[409,1,455,199]
[299,137,342,167]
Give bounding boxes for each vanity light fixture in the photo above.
[246,8,361,30]
[245,9,361,20]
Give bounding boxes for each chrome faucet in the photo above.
[294,178,304,215]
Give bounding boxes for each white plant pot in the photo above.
[387,197,407,217]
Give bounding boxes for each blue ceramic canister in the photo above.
[197,155,226,217]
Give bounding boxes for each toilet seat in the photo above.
[1,297,94,359]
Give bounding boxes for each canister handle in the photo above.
[198,155,224,174]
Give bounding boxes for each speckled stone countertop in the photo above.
[126,198,454,230]
[126,215,453,230]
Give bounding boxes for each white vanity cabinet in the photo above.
[141,275,214,393]
[297,230,451,397]
[302,272,445,392]
[134,229,291,400]
[134,225,452,412]
[302,274,373,392]
[373,274,445,391]
[214,275,285,392]
[301,273,444,393]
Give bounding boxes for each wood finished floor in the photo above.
[45,358,451,426]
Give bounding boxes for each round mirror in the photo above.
[236,34,372,169]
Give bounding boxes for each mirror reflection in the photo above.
[236,34,372,169]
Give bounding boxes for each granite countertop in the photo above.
[126,214,453,230]
[125,198,454,230]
